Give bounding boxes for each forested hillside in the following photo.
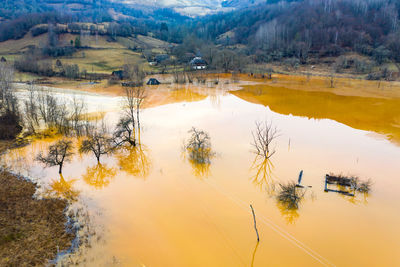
[189,0,400,63]
[0,0,400,77]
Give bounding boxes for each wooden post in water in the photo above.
[250,205,260,242]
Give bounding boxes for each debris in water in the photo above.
[324,174,372,196]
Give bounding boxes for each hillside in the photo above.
[0,0,400,81]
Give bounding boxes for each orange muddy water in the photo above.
[2,80,400,266]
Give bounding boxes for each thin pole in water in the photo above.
[250,204,260,242]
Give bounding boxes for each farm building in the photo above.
[190,57,207,70]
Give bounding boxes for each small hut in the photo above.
[147,78,160,85]
[0,57,6,63]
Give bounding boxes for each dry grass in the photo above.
[55,48,146,73]
[0,142,74,266]
[0,171,74,266]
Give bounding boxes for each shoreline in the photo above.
[0,141,77,266]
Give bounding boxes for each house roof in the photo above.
[190,57,207,65]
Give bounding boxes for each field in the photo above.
[0,29,172,75]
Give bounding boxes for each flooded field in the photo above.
[2,78,400,266]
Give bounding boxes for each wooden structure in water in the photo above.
[324,174,355,196]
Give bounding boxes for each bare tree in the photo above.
[0,63,18,115]
[123,64,145,86]
[113,115,136,146]
[134,86,147,131]
[23,83,40,133]
[122,87,137,145]
[121,85,147,145]
[251,121,279,159]
[70,95,87,136]
[185,127,214,164]
[36,139,74,174]
[80,123,114,163]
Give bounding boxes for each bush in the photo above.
[0,113,22,139]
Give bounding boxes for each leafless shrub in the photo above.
[184,127,215,177]
[357,179,373,193]
[185,127,214,164]
[36,139,74,174]
[251,120,279,159]
[277,181,306,210]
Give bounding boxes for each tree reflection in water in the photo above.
[183,127,215,178]
[116,144,151,179]
[276,201,300,224]
[250,155,276,195]
[82,163,117,189]
[46,173,79,201]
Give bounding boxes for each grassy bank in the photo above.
[0,141,74,266]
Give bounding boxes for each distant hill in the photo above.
[190,0,400,63]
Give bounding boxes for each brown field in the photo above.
[0,141,74,266]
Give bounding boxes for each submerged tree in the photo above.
[251,120,279,159]
[277,181,306,210]
[184,127,215,177]
[113,115,136,146]
[120,84,147,146]
[36,139,74,174]
[80,133,114,163]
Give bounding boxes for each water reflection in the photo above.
[82,163,117,189]
[250,241,259,267]
[326,183,370,205]
[275,181,311,224]
[276,201,300,224]
[250,156,276,194]
[232,85,400,145]
[46,173,79,201]
[116,144,151,179]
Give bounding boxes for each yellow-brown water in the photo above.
[2,80,400,266]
